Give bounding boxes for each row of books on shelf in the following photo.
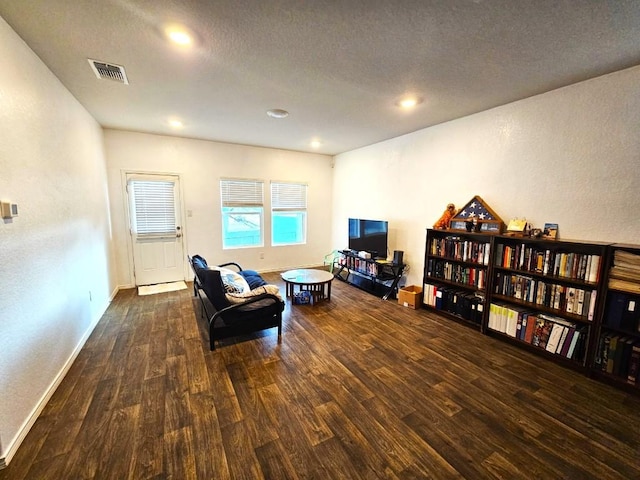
[604,291,640,333]
[495,243,600,283]
[426,259,487,289]
[608,250,640,294]
[494,272,597,320]
[488,303,587,361]
[429,237,490,265]
[339,255,379,276]
[423,283,484,324]
[595,332,640,385]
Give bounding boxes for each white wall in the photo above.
[0,17,115,464]
[332,66,640,287]
[104,130,334,287]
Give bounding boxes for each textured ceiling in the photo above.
[2,0,640,155]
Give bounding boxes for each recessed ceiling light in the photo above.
[266,109,289,119]
[310,140,321,149]
[168,119,184,128]
[164,24,194,46]
[398,96,423,109]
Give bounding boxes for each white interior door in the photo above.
[127,173,184,286]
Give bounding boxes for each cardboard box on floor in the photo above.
[398,285,423,309]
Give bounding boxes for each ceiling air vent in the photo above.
[88,59,129,84]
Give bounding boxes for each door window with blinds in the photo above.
[128,179,177,237]
[271,181,307,246]
[220,179,264,248]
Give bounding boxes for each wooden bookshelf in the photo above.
[485,236,609,373]
[422,229,491,330]
[421,230,640,394]
[591,244,640,392]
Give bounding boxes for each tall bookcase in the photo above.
[486,236,608,372]
[592,244,640,392]
[422,229,491,330]
[421,230,640,394]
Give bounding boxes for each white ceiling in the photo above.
[2,1,640,155]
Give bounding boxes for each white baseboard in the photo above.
[0,291,116,469]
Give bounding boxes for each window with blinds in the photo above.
[271,182,307,246]
[129,180,176,236]
[220,179,264,248]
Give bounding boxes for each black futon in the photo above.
[188,255,284,350]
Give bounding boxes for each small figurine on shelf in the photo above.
[465,217,477,232]
[529,227,543,238]
[433,203,456,230]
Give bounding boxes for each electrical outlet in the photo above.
[260,252,264,259]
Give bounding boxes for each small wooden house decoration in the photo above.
[449,195,505,234]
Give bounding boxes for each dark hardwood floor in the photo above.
[2,272,640,479]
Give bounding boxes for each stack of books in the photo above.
[608,250,640,294]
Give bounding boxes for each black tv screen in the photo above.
[348,218,388,258]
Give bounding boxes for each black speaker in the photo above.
[393,250,404,265]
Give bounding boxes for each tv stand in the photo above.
[333,250,405,300]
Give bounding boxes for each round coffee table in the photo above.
[281,268,334,304]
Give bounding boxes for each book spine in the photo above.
[588,255,601,283]
[567,329,582,359]
[588,290,597,321]
[628,345,640,384]
[556,326,570,354]
[560,327,576,357]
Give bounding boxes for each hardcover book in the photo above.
[628,344,640,384]
[567,329,582,359]
[606,335,620,374]
[545,323,566,353]
[620,296,640,332]
[560,327,577,357]
[605,292,626,329]
[538,321,553,349]
[599,333,612,370]
[524,314,537,343]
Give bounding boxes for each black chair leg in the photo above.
[209,324,216,351]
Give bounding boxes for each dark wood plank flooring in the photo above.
[2,272,640,479]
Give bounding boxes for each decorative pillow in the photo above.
[225,284,283,304]
[191,255,208,270]
[239,270,268,289]
[210,266,250,294]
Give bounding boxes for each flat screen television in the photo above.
[348,218,388,258]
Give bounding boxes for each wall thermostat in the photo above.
[1,202,18,219]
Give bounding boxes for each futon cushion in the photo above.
[225,284,283,310]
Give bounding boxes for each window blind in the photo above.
[129,180,176,235]
[221,179,264,207]
[271,182,307,211]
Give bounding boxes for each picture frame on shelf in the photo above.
[543,223,559,239]
[506,218,529,237]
